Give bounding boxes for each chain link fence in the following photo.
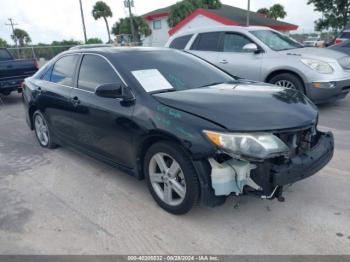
[7,45,74,67]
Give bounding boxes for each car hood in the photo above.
[153,82,318,132]
[279,47,347,62]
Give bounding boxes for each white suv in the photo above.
[165,26,350,104]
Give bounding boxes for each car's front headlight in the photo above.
[203,130,289,159]
[301,58,334,74]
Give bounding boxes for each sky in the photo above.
[0,0,322,44]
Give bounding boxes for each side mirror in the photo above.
[243,43,259,53]
[95,83,127,99]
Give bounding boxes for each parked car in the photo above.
[0,48,38,96]
[335,29,350,44]
[303,36,324,47]
[23,47,334,214]
[165,26,350,104]
[328,40,350,56]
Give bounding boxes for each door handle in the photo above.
[71,96,80,107]
[219,59,228,64]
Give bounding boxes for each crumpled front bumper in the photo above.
[249,131,334,199]
[271,131,334,186]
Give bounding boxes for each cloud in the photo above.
[0,0,321,44]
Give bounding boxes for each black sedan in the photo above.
[22,47,334,214]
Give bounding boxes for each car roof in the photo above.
[170,25,272,38]
[64,46,172,56]
[69,44,113,50]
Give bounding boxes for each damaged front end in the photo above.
[202,127,334,203]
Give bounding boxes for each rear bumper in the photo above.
[271,131,334,186]
[0,78,25,93]
[306,79,350,104]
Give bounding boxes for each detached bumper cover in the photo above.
[272,131,334,186]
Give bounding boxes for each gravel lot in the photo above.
[0,93,349,255]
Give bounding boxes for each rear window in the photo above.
[169,35,193,50]
[191,32,221,51]
[340,32,350,39]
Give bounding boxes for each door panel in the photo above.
[70,54,135,167]
[187,32,221,65]
[217,32,263,81]
[70,89,134,167]
[36,54,80,142]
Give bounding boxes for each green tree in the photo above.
[167,0,222,27]
[0,38,8,48]
[268,4,287,20]
[111,16,151,40]
[92,1,113,43]
[307,0,350,32]
[257,8,270,17]
[11,28,31,46]
[51,39,81,46]
[86,37,103,44]
[202,0,222,9]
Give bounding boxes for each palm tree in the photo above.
[11,28,31,46]
[92,1,113,43]
[257,8,270,17]
[268,4,287,20]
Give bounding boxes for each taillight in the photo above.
[33,59,39,70]
[335,39,343,44]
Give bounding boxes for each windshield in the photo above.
[114,50,234,93]
[250,30,303,51]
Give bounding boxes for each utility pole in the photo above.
[5,18,19,47]
[124,0,136,43]
[5,18,20,58]
[246,0,250,26]
[79,0,88,43]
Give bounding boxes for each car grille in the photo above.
[275,126,317,158]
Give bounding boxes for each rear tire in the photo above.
[33,110,57,149]
[269,73,305,94]
[144,141,200,215]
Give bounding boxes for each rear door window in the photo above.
[78,54,121,92]
[190,32,221,51]
[51,55,79,87]
[169,35,193,50]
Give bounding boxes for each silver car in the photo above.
[165,26,350,104]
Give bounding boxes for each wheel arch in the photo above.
[28,105,39,130]
[135,131,191,180]
[265,69,307,92]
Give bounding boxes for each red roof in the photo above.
[143,5,298,36]
[168,8,239,36]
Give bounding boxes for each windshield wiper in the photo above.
[197,80,236,88]
[151,89,178,94]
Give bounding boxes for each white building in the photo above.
[142,4,298,47]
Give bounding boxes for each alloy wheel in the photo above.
[34,114,49,146]
[275,80,296,89]
[148,153,186,206]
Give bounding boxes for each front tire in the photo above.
[269,73,305,94]
[33,110,57,149]
[144,141,200,215]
